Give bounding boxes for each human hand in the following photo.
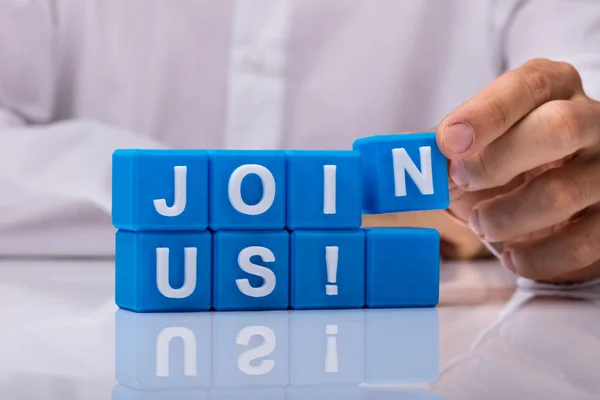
[436,58,600,284]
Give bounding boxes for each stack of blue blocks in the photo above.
[112,132,449,312]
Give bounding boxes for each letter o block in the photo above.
[112,149,209,231]
[213,231,290,311]
[352,133,449,214]
[115,231,212,312]
[209,151,286,230]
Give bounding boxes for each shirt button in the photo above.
[241,49,267,74]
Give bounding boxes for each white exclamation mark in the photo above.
[325,246,339,296]
[325,325,339,373]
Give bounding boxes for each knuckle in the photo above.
[557,61,583,87]
[481,97,510,130]
[545,101,583,148]
[541,177,581,211]
[517,66,553,106]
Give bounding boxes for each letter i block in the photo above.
[352,132,449,214]
[112,149,209,231]
[365,228,439,308]
[209,150,286,230]
[114,310,212,389]
[115,231,212,312]
[290,231,365,310]
[213,231,289,311]
[286,150,362,230]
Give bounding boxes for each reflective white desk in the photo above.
[0,259,598,399]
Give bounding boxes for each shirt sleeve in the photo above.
[0,1,164,256]
[492,0,600,100]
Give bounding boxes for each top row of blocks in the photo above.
[112,133,449,231]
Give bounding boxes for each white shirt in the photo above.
[0,0,599,256]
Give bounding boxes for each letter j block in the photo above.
[115,230,212,312]
[112,149,209,231]
[352,132,449,214]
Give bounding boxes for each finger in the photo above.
[437,59,583,159]
[450,98,600,190]
[504,208,600,281]
[471,159,600,242]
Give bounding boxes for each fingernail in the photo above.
[468,209,484,237]
[449,159,469,187]
[502,251,517,274]
[443,123,474,154]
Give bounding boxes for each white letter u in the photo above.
[156,247,197,299]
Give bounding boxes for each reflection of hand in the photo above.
[432,291,600,399]
[436,59,600,284]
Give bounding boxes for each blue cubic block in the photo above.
[114,310,212,389]
[213,231,289,311]
[112,385,208,400]
[116,230,212,312]
[364,228,439,308]
[209,150,286,230]
[290,310,365,385]
[290,231,365,310]
[365,309,439,384]
[112,149,209,231]
[352,132,449,214]
[212,311,289,387]
[286,150,362,230]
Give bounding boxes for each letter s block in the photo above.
[213,231,289,311]
[209,150,286,230]
[352,133,449,214]
[112,149,209,231]
[115,230,212,312]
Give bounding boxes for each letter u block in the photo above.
[112,149,209,231]
[352,132,449,214]
[209,150,286,230]
[115,231,212,312]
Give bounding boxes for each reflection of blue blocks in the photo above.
[112,150,209,231]
[359,388,445,399]
[115,231,212,312]
[114,310,212,389]
[290,310,365,385]
[286,151,362,230]
[213,311,290,387]
[365,309,439,384]
[112,385,208,400]
[209,150,286,230]
[352,132,449,214]
[213,231,289,311]
[290,231,365,310]
[287,386,361,400]
[365,228,439,308]
[210,388,286,400]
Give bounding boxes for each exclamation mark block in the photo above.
[325,246,339,296]
[325,324,339,373]
[290,231,365,310]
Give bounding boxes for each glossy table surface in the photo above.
[0,258,598,399]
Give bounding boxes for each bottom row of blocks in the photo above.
[116,228,440,312]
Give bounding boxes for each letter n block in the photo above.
[364,228,439,308]
[286,150,362,230]
[352,132,449,213]
[209,150,286,230]
[213,231,290,311]
[112,149,209,231]
[115,231,212,312]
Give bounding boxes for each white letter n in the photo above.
[392,146,434,197]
